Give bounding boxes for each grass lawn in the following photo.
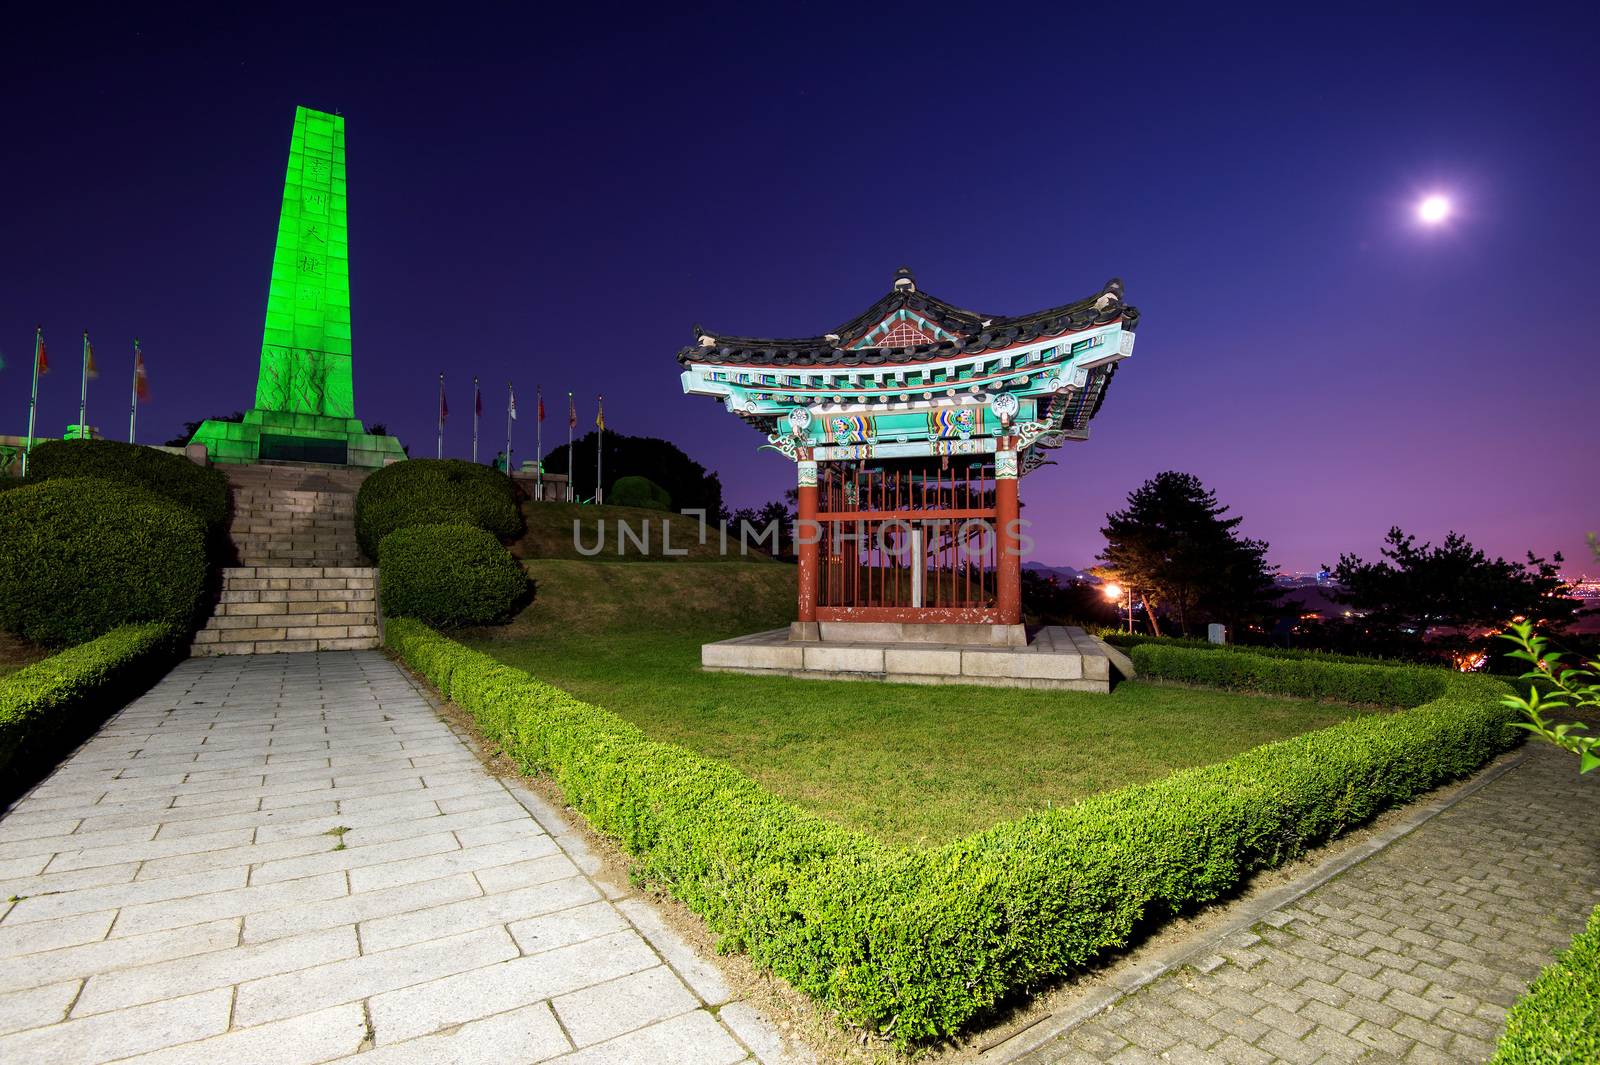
[462,559,1387,846]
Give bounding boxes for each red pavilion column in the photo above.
[796,459,819,623]
[995,447,1021,625]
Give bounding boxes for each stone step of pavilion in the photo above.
[221,462,374,567]
[191,566,379,656]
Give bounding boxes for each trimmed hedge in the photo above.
[0,479,209,647]
[379,524,528,627]
[0,623,185,787]
[1491,904,1600,1063]
[386,620,1520,1045]
[27,439,230,545]
[1129,642,1446,707]
[355,459,522,561]
[1099,629,1399,668]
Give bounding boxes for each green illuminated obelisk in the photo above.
[191,106,405,466]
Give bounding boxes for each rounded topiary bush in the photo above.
[355,459,523,560]
[378,523,528,628]
[610,475,671,510]
[0,478,208,647]
[28,439,230,544]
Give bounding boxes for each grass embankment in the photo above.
[464,558,1384,846]
[510,501,778,562]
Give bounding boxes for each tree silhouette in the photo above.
[1098,471,1279,636]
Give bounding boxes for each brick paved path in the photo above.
[0,652,805,1065]
[1017,743,1600,1064]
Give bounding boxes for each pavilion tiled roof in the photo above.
[677,272,1139,369]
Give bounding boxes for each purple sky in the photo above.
[6,7,1597,573]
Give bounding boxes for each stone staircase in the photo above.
[192,463,381,656]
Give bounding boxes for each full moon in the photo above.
[1418,194,1451,224]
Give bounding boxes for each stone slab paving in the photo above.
[0,652,810,1065]
[1014,742,1600,1065]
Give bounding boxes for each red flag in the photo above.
[475,383,482,417]
[85,335,98,379]
[537,386,545,423]
[134,346,150,402]
[440,386,449,422]
[596,394,605,431]
[36,337,48,375]
[567,393,576,429]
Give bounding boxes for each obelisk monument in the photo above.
[191,106,405,466]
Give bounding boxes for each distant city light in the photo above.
[1418,194,1451,225]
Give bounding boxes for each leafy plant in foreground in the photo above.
[1499,620,1600,774]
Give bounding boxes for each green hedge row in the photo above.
[379,524,528,627]
[1491,903,1600,1063]
[386,619,1519,1045]
[0,478,210,647]
[1130,642,1445,707]
[355,459,522,561]
[1098,629,1398,667]
[0,623,186,787]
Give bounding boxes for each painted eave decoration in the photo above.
[677,269,1138,474]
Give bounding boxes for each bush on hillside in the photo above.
[0,623,184,793]
[379,523,527,627]
[387,621,1518,1045]
[355,459,522,560]
[0,478,208,647]
[1491,903,1600,1063]
[28,439,230,546]
[609,475,671,510]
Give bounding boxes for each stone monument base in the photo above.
[191,409,405,468]
[701,625,1132,693]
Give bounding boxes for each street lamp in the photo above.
[1102,581,1134,634]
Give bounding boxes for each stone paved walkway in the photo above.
[1015,743,1600,1065]
[0,652,805,1065]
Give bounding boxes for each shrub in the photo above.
[0,622,184,790]
[379,524,527,627]
[27,439,230,545]
[0,479,209,647]
[610,475,671,510]
[1098,629,1399,667]
[1129,642,1445,706]
[1491,903,1600,1063]
[355,459,522,560]
[386,620,1519,1045]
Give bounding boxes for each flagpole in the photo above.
[471,376,479,464]
[505,382,513,475]
[566,392,573,502]
[595,394,603,506]
[78,330,90,437]
[535,386,543,501]
[23,327,42,476]
[128,339,140,443]
[436,373,444,459]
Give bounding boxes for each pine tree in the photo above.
[1097,471,1280,636]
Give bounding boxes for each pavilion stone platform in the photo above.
[701,624,1134,692]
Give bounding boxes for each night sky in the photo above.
[7,7,1597,573]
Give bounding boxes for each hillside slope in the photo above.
[511,502,778,563]
[470,559,793,644]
